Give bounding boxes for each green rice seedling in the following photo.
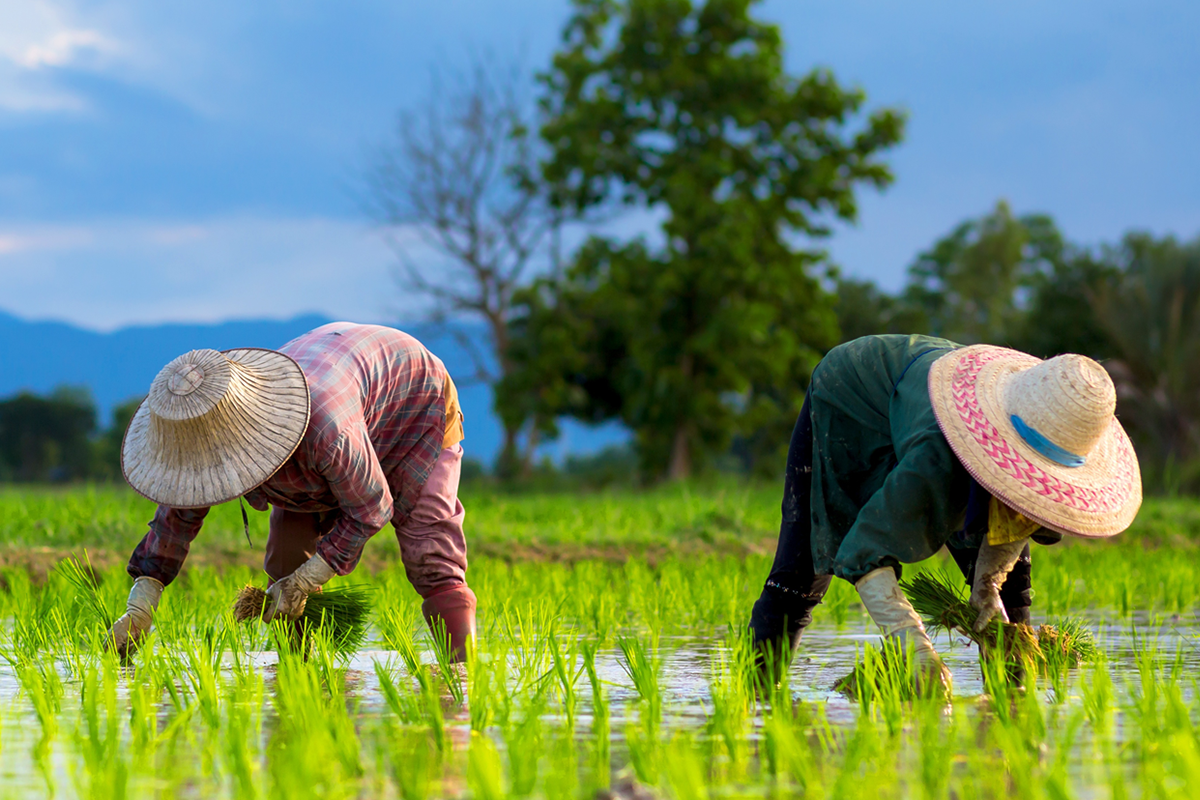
[378,606,454,746]
[221,659,265,800]
[73,660,130,800]
[498,599,560,692]
[268,652,365,796]
[581,641,611,793]
[383,724,438,800]
[467,731,505,800]
[375,658,424,724]
[501,685,548,796]
[541,733,580,800]
[834,640,922,711]
[662,733,708,800]
[57,552,116,631]
[232,583,371,653]
[619,634,665,785]
[548,632,583,732]
[761,703,818,793]
[617,634,662,734]
[915,694,958,800]
[705,637,753,782]
[17,659,64,793]
[427,616,466,705]
[467,641,506,733]
[179,622,230,729]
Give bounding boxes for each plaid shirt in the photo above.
[128,322,452,585]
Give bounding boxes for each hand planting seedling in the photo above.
[232,583,372,653]
[902,569,1097,675]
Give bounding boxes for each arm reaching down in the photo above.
[969,536,1031,631]
[108,576,164,658]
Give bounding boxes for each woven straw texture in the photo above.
[928,345,1141,538]
[121,348,311,508]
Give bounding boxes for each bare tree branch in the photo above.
[364,55,563,464]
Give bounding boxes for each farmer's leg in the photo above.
[394,443,475,661]
[750,395,832,659]
[949,541,1032,625]
[264,508,339,583]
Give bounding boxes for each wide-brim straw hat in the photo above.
[121,348,311,508]
[928,345,1142,538]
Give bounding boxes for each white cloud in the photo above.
[15,29,116,69]
[0,215,434,330]
[0,1,123,113]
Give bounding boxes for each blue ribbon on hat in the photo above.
[1010,415,1086,468]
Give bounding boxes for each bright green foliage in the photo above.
[503,0,905,480]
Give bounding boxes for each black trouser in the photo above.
[749,397,1033,657]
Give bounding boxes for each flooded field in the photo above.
[1,487,1199,797]
[0,552,1197,799]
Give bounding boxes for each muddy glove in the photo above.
[856,567,952,696]
[108,576,164,658]
[969,537,1031,631]
[265,553,336,621]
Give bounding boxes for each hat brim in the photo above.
[928,345,1142,539]
[121,348,311,508]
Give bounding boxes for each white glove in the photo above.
[969,537,1030,631]
[856,567,952,695]
[265,553,336,621]
[109,576,164,657]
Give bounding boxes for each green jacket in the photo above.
[809,334,968,581]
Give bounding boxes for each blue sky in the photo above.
[1,0,1197,330]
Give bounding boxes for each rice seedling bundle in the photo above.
[901,569,1097,671]
[232,584,372,653]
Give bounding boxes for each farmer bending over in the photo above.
[750,335,1142,691]
[108,322,476,660]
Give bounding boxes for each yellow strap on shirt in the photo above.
[442,374,464,450]
[987,496,1040,545]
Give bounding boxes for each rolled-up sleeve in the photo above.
[315,421,395,575]
[127,505,211,586]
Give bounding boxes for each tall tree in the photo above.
[365,60,561,476]
[528,0,904,479]
[903,200,1063,345]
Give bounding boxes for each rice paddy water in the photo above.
[0,485,1198,797]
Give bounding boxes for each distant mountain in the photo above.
[0,311,625,465]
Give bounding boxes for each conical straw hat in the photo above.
[928,345,1142,538]
[121,348,311,508]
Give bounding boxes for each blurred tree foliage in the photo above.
[837,199,1200,495]
[0,390,143,483]
[901,200,1063,346]
[1090,234,1200,493]
[91,396,145,481]
[501,0,905,480]
[0,387,97,482]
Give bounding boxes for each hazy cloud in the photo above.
[0,215,431,330]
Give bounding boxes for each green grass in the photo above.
[0,484,1198,798]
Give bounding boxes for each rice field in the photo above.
[0,484,1199,798]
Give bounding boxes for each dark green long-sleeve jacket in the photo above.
[808,334,970,582]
